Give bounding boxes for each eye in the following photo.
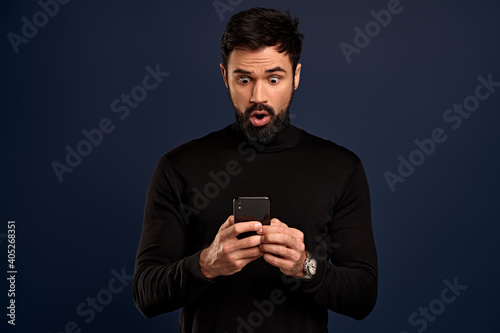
[237,76,251,84]
[269,76,281,84]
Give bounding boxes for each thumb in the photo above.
[219,215,234,231]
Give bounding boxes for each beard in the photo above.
[230,88,295,144]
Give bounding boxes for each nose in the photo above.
[250,80,268,105]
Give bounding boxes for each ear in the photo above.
[220,63,229,88]
[293,63,302,90]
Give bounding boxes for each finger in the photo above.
[259,225,285,235]
[262,253,296,272]
[229,246,263,261]
[259,244,298,260]
[285,227,304,241]
[237,234,262,249]
[233,253,263,270]
[259,225,304,241]
[261,233,305,252]
[240,247,264,260]
[270,218,287,227]
[219,216,234,231]
[261,231,291,245]
[225,221,262,239]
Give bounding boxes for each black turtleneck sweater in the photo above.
[133,123,377,332]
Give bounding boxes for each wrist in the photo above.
[299,251,317,280]
[199,248,216,280]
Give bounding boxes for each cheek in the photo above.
[230,86,251,105]
[276,88,293,109]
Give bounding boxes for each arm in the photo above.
[259,161,377,320]
[301,161,378,319]
[132,156,212,318]
[133,156,264,318]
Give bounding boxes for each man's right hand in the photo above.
[199,215,263,280]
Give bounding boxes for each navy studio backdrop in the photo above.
[2,0,500,332]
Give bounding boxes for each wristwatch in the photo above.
[300,251,317,280]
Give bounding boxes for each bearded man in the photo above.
[133,7,377,332]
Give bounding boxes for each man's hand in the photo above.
[258,218,307,277]
[199,215,263,280]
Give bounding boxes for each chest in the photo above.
[179,149,347,253]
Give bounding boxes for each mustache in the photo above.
[245,103,276,116]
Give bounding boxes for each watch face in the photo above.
[307,258,317,275]
[309,258,316,275]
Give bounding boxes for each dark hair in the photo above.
[221,8,304,72]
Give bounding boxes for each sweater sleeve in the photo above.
[299,160,378,320]
[132,156,213,318]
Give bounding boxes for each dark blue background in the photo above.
[2,0,499,332]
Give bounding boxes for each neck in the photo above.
[227,121,301,152]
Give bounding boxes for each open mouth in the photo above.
[249,110,270,127]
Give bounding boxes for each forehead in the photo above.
[227,46,292,72]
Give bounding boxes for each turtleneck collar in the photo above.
[225,121,301,152]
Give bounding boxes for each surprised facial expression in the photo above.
[221,46,301,143]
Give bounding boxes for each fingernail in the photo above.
[255,223,262,229]
[257,228,263,234]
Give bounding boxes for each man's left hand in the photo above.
[258,218,306,277]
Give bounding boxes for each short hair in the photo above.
[221,8,304,72]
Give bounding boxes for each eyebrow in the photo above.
[232,66,287,75]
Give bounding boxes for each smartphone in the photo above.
[233,197,270,239]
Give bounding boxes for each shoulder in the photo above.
[161,125,233,166]
[297,127,361,167]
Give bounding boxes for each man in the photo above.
[133,7,377,332]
